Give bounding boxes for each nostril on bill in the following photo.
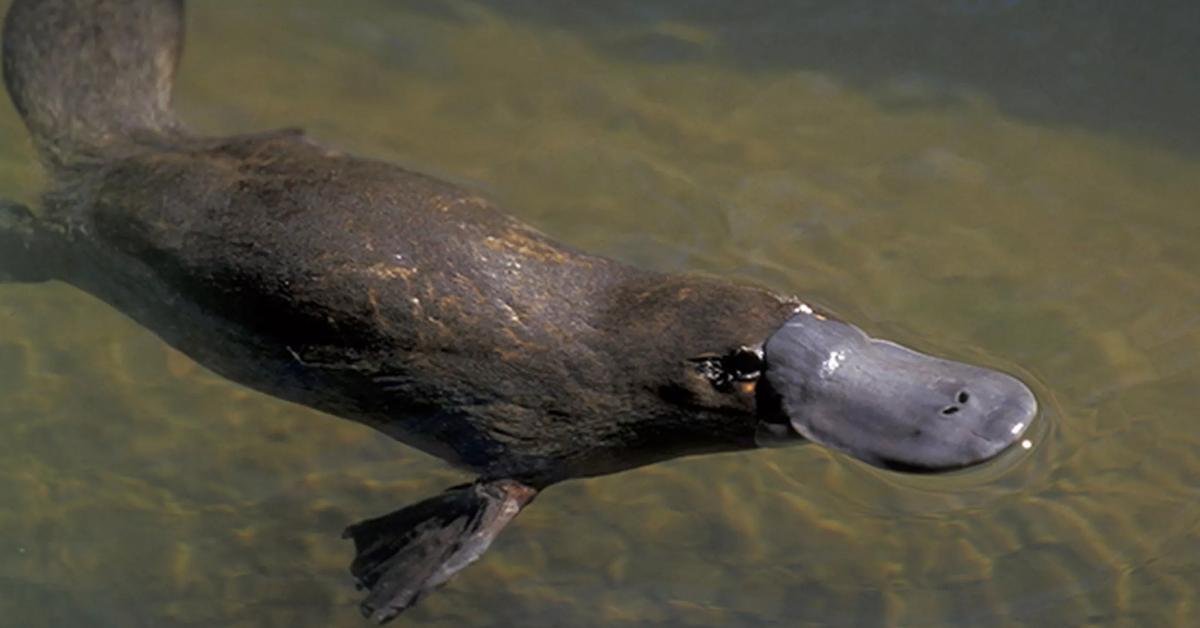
[940,390,972,417]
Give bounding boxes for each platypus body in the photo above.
[0,1,1037,622]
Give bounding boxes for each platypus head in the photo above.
[746,307,1037,472]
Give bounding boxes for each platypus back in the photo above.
[2,0,183,168]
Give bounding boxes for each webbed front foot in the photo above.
[343,479,537,623]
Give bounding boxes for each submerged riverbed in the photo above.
[1,1,1197,626]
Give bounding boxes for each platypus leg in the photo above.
[342,479,538,623]
[0,200,57,283]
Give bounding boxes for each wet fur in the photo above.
[3,1,798,485]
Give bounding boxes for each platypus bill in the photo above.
[0,0,1037,622]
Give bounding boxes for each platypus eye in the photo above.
[691,346,763,391]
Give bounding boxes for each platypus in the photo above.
[0,0,1037,622]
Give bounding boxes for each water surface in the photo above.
[1,1,1197,626]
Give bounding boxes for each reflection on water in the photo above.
[1,1,1197,626]
[474,0,1200,157]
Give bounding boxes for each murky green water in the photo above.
[2,1,1198,626]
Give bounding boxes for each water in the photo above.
[1,1,1198,626]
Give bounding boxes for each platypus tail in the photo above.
[2,0,184,169]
